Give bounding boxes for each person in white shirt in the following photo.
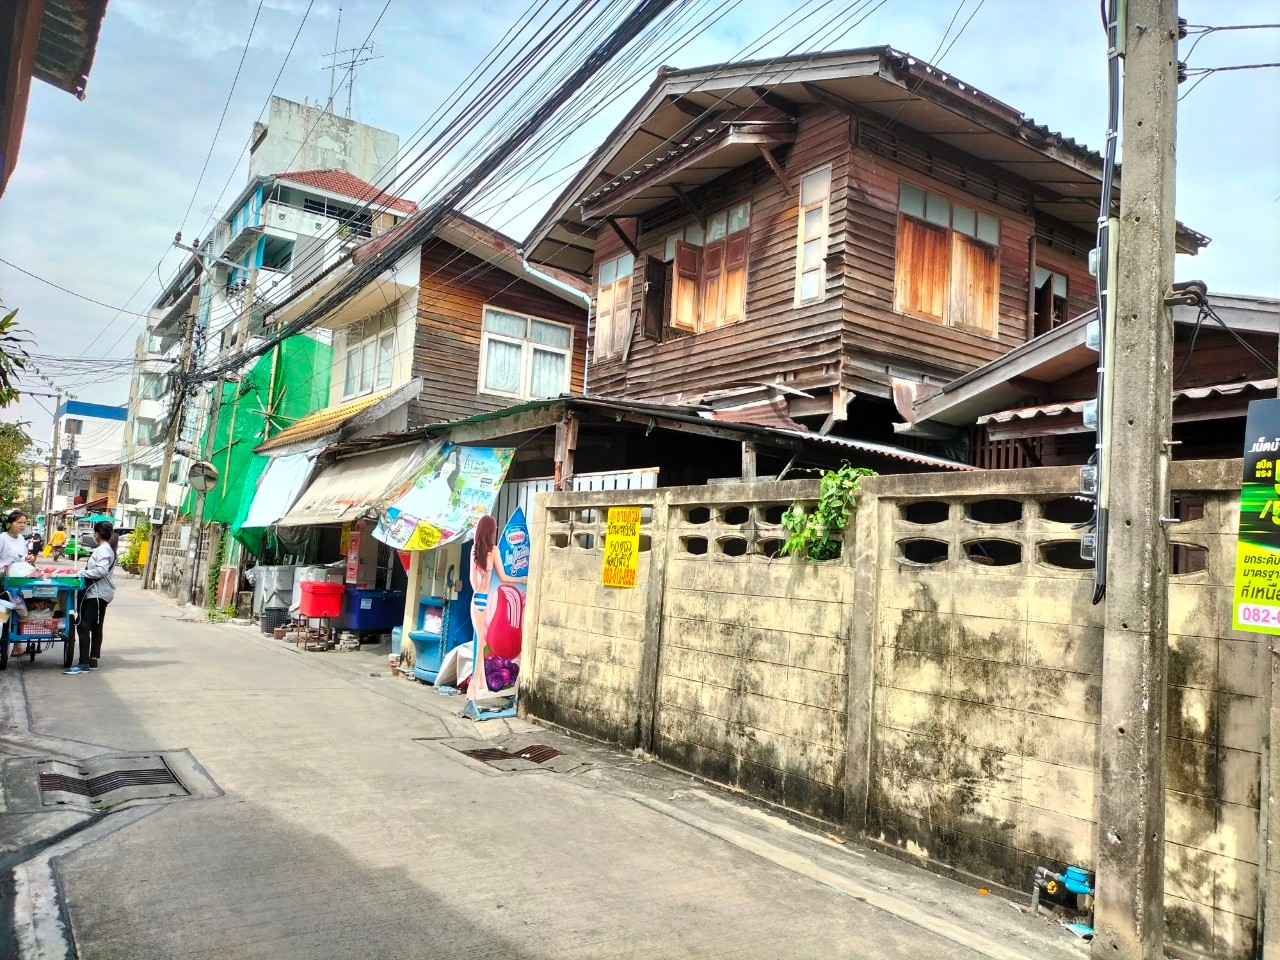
[66,521,117,675]
[0,510,33,570]
[1,510,34,657]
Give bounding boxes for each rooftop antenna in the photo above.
[322,7,381,119]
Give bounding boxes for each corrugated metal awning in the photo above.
[978,378,1279,427]
[277,441,432,527]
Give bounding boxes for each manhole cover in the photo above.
[462,744,563,766]
[37,755,188,808]
[424,736,588,774]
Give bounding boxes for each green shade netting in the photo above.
[183,336,330,554]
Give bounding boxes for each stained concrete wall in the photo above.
[858,461,1264,960]
[249,97,399,182]
[521,463,1273,960]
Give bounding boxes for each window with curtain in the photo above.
[479,307,573,400]
[894,182,1001,336]
[795,168,831,304]
[341,311,398,399]
[594,252,634,360]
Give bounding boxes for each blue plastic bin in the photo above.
[343,588,406,632]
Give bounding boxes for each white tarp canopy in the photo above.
[241,453,316,529]
[277,441,431,528]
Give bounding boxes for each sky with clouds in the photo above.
[1,0,1276,458]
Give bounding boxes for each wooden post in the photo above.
[554,413,579,491]
[741,441,757,481]
[1092,2,1178,956]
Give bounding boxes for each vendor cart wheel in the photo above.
[28,644,36,662]
[62,637,73,669]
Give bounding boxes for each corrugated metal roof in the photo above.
[257,390,393,453]
[978,378,1278,426]
[319,395,973,471]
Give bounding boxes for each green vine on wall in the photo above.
[206,528,228,612]
[780,463,877,562]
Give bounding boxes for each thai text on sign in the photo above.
[1233,398,1280,632]
[602,507,642,588]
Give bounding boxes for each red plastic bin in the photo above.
[299,581,343,618]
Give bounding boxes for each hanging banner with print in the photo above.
[602,506,642,588]
[1233,398,1280,632]
[373,442,515,552]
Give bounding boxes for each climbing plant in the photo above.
[780,463,877,562]
[206,528,228,611]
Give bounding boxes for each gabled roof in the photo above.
[256,389,395,454]
[34,0,108,98]
[524,45,1209,276]
[275,169,419,215]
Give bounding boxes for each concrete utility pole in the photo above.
[143,297,198,591]
[178,380,223,608]
[44,392,61,521]
[1092,1,1179,957]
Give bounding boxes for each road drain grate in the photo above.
[39,768,178,798]
[35,755,190,808]
[462,744,563,766]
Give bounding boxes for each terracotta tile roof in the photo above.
[275,169,418,215]
[257,390,393,453]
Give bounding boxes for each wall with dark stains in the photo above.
[520,465,1272,960]
[857,461,1265,960]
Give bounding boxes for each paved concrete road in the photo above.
[2,579,1076,960]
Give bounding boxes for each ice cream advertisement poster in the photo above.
[1232,398,1280,632]
[373,442,515,551]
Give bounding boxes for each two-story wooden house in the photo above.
[256,213,590,457]
[523,47,1207,461]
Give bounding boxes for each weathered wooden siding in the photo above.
[410,239,588,425]
[839,145,1073,396]
[586,106,852,402]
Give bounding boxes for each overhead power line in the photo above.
[0,257,155,319]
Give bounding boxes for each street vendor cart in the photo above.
[0,573,83,670]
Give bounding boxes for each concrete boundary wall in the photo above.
[520,462,1276,960]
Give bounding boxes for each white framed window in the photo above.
[479,307,573,400]
[795,167,831,305]
[341,314,398,400]
[594,252,634,360]
[894,182,1001,336]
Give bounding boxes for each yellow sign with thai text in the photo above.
[602,507,641,588]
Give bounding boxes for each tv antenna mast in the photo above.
[323,7,381,119]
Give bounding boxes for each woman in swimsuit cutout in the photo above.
[467,514,526,693]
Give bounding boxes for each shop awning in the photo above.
[242,453,316,529]
[277,441,431,527]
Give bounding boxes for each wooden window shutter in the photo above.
[948,234,999,335]
[670,240,700,332]
[700,239,726,330]
[612,271,632,357]
[594,283,615,357]
[641,256,667,342]
[722,232,748,326]
[894,215,949,321]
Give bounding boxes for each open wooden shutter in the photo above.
[700,239,726,330]
[641,256,668,342]
[721,231,748,327]
[670,240,700,332]
[612,268,633,357]
[894,216,949,322]
[594,282,616,358]
[948,234,999,335]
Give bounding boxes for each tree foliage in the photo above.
[0,309,30,408]
[0,422,32,509]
